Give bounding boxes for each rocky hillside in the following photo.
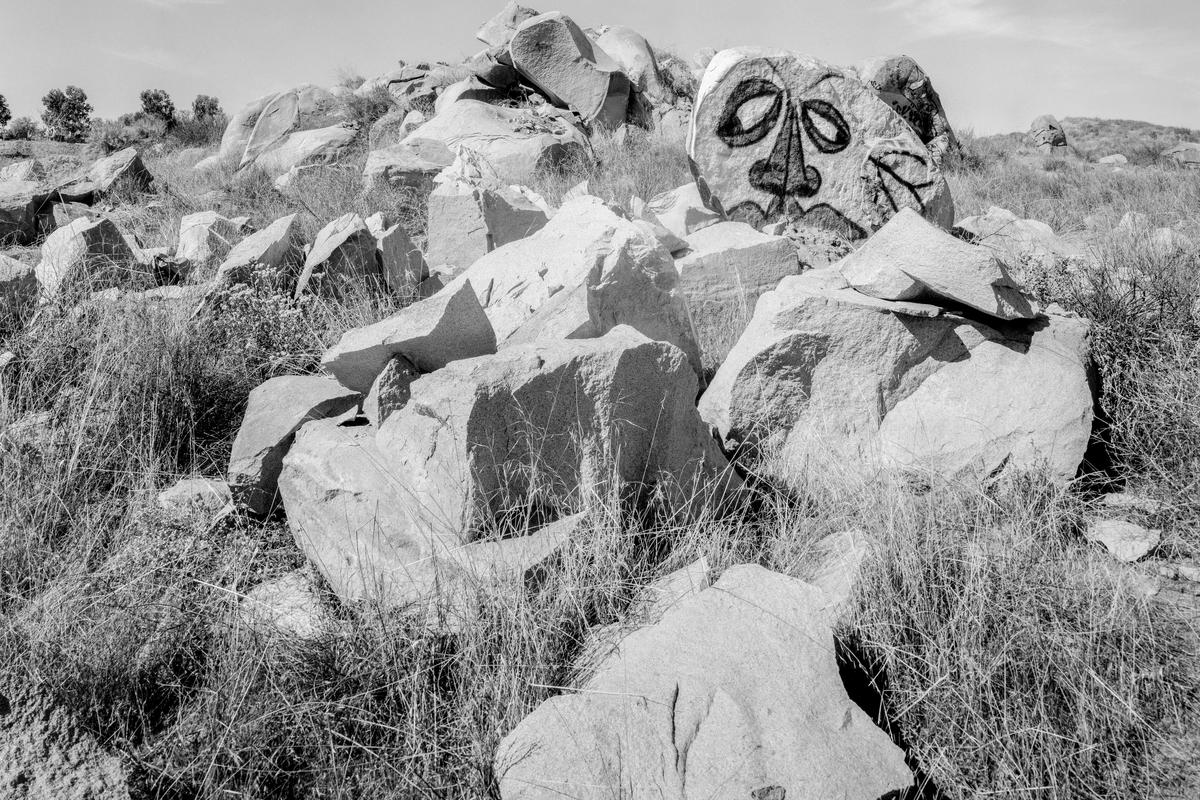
[1,3,1199,798]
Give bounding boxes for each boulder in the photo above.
[157,477,232,516]
[594,25,667,104]
[1029,114,1068,151]
[1164,142,1200,169]
[494,564,911,800]
[239,90,300,170]
[425,155,550,276]
[227,375,361,515]
[688,49,954,237]
[36,217,137,301]
[368,107,426,150]
[434,77,507,115]
[955,206,1088,279]
[510,12,630,128]
[0,253,37,319]
[176,210,243,266]
[1085,520,1161,563]
[363,353,420,424]
[469,47,521,90]
[699,270,1093,484]
[198,91,281,169]
[839,208,1038,320]
[240,570,331,639]
[1098,154,1128,165]
[253,123,358,180]
[365,212,426,293]
[396,100,589,184]
[376,326,732,540]
[444,196,702,371]
[0,179,52,245]
[362,137,455,193]
[58,147,154,200]
[636,182,723,244]
[674,221,798,336]
[477,1,540,48]
[294,213,382,299]
[321,279,497,393]
[214,213,301,284]
[0,159,44,183]
[858,54,957,164]
[280,416,573,609]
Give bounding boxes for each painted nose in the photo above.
[750,100,821,199]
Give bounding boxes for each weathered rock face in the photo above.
[36,217,137,301]
[363,353,420,425]
[674,221,798,337]
[635,182,722,246]
[839,208,1038,320]
[254,123,359,181]
[688,49,954,238]
[495,564,912,800]
[157,477,232,516]
[227,375,361,515]
[376,327,730,539]
[280,417,574,609]
[0,253,37,320]
[214,214,301,284]
[59,147,154,200]
[365,212,427,293]
[425,157,550,276]
[322,279,497,393]
[176,210,243,266]
[858,54,957,164]
[510,12,630,128]
[0,680,130,800]
[362,137,456,194]
[198,84,341,171]
[200,91,279,170]
[445,196,702,370]
[240,90,301,170]
[240,570,332,640]
[294,213,382,298]
[955,206,1088,281]
[395,100,590,183]
[595,25,667,104]
[1164,142,1200,169]
[698,270,1093,484]
[0,179,53,245]
[1029,114,1068,151]
[477,1,540,48]
[434,77,507,115]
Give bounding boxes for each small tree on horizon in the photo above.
[140,88,176,128]
[41,85,92,142]
[0,95,11,129]
[192,94,221,120]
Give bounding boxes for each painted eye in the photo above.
[717,78,783,148]
[800,99,851,154]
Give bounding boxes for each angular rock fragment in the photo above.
[294,213,383,298]
[321,280,497,393]
[214,213,301,284]
[362,137,456,193]
[363,353,420,425]
[366,212,427,293]
[228,375,361,515]
[495,564,912,800]
[157,477,233,516]
[477,1,540,48]
[176,210,243,266]
[255,123,359,181]
[36,217,137,301]
[858,54,958,164]
[637,182,722,244]
[688,49,954,237]
[0,253,37,320]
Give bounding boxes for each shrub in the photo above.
[0,94,10,129]
[41,85,93,142]
[140,88,176,127]
[87,115,166,155]
[168,112,228,149]
[192,94,221,120]
[657,49,698,104]
[1,116,38,141]
[339,84,395,132]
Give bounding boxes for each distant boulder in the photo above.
[476,1,540,49]
[1164,142,1200,169]
[1029,114,1069,152]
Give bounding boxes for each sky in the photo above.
[1,0,1197,135]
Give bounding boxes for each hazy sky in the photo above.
[3,0,1197,134]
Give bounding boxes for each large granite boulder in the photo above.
[495,564,912,800]
[393,100,590,183]
[254,123,359,182]
[858,54,957,164]
[362,137,456,194]
[595,25,668,105]
[1164,142,1200,170]
[57,147,154,201]
[240,90,301,170]
[699,270,1093,485]
[1029,114,1069,152]
[35,217,137,301]
[477,1,540,48]
[198,84,341,171]
[687,49,954,238]
[294,212,382,299]
[227,375,361,515]
[443,196,701,371]
[510,12,631,128]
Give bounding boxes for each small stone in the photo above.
[1085,520,1161,563]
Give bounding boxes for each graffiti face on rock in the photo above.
[690,52,949,239]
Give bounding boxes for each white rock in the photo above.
[956,206,1085,273]
[36,217,136,301]
[477,0,539,48]
[240,570,331,640]
[253,123,358,179]
[321,279,497,393]
[425,171,549,277]
[699,270,1093,485]
[365,212,426,293]
[688,49,954,237]
[1086,520,1161,563]
[638,182,722,244]
[157,477,232,516]
[1098,154,1128,165]
[444,196,702,371]
[214,214,301,284]
[840,208,1038,320]
[363,353,420,425]
[595,25,668,104]
[294,213,382,298]
[227,375,361,515]
[494,564,912,800]
[510,12,630,128]
[362,137,456,194]
[176,210,243,266]
[240,90,299,170]
[674,221,798,337]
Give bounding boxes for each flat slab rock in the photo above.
[495,564,911,799]
[688,48,953,238]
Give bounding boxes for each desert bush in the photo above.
[0,94,11,128]
[167,111,227,149]
[88,115,167,155]
[339,85,396,134]
[656,49,698,104]
[41,85,93,142]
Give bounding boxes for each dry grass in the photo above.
[0,125,1198,799]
